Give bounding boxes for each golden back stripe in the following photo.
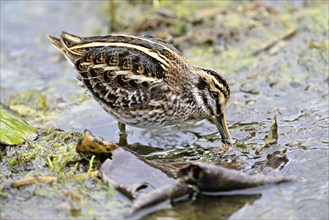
[109,34,182,56]
[70,42,170,68]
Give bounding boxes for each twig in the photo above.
[11,171,98,188]
[251,28,297,56]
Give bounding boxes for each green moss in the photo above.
[87,155,96,175]
[8,90,51,114]
[187,45,258,74]
[37,92,49,111]
[157,1,198,20]
[279,4,328,33]
[69,93,90,105]
[2,127,84,181]
[7,158,17,166]
[47,145,77,177]
[8,104,36,117]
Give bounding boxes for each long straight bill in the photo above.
[213,113,233,145]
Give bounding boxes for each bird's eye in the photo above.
[210,91,218,99]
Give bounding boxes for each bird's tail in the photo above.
[48,32,84,64]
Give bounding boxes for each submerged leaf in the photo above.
[98,148,176,191]
[98,146,296,219]
[0,104,38,146]
[128,183,194,219]
[177,162,295,192]
[112,181,148,200]
[98,148,190,219]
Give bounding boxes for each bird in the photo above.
[48,32,233,145]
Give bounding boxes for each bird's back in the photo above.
[48,32,198,127]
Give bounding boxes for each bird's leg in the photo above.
[118,121,128,146]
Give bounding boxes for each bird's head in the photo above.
[193,67,232,145]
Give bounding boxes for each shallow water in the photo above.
[1,1,328,219]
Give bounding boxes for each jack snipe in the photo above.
[48,32,232,144]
